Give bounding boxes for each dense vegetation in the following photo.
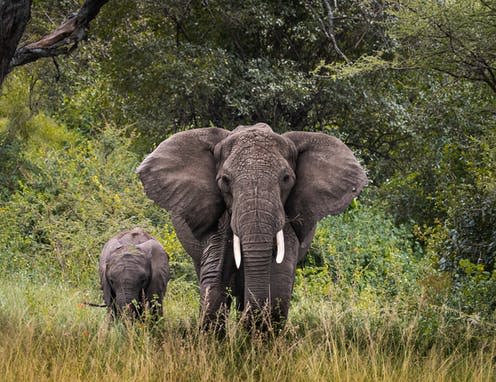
[1,0,495,380]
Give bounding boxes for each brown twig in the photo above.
[82,301,107,308]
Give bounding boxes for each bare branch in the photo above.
[9,0,109,70]
[307,0,351,63]
[321,0,350,64]
[410,6,496,94]
[480,0,496,13]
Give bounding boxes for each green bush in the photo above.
[410,129,496,319]
[0,116,187,286]
[0,74,36,199]
[296,203,427,300]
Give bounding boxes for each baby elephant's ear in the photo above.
[137,239,169,302]
[137,128,230,240]
[99,238,121,307]
[283,131,368,242]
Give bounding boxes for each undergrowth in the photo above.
[0,277,495,382]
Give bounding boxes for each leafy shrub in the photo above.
[411,129,496,318]
[0,74,36,199]
[296,203,427,300]
[0,117,188,286]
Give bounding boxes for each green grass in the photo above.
[1,277,495,382]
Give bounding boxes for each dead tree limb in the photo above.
[321,0,350,64]
[10,0,109,69]
[308,0,350,64]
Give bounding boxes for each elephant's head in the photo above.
[137,123,366,327]
[100,237,169,319]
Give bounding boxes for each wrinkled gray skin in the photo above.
[137,123,367,332]
[99,228,170,320]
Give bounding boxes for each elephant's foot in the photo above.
[200,303,231,337]
[199,286,232,336]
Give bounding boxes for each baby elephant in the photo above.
[99,228,170,320]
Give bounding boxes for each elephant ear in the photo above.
[137,239,170,301]
[137,128,230,239]
[99,238,122,306]
[283,131,368,242]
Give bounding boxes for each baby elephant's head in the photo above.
[105,246,151,318]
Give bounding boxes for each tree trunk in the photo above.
[0,0,31,87]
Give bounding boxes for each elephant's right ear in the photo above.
[137,128,230,240]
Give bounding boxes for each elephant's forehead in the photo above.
[232,130,286,154]
[221,130,294,177]
[229,135,284,167]
[109,248,147,266]
[227,155,290,185]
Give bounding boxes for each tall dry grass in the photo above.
[0,278,494,382]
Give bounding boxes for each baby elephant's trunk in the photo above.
[116,290,142,318]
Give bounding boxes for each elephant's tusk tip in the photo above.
[233,234,241,269]
[276,230,285,264]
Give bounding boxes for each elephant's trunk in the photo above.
[241,234,273,323]
[232,187,286,330]
[115,289,140,317]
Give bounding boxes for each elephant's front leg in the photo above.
[199,214,235,333]
[267,225,300,330]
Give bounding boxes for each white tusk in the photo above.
[233,234,241,269]
[276,230,285,264]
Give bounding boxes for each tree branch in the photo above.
[322,0,350,64]
[480,0,496,13]
[308,0,351,64]
[9,0,109,70]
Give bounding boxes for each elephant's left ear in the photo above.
[283,131,368,242]
[137,239,170,301]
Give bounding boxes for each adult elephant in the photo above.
[137,123,366,331]
[99,228,170,320]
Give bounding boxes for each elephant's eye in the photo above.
[282,173,294,184]
[218,174,231,191]
[280,172,295,189]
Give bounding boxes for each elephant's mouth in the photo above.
[232,230,285,269]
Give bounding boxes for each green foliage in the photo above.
[442,131,496,270]
[389,0,496,93]
[24,0,395,144]
[454,259,496,315]
[0,74,35,198]
[0,107,184,285]
[296,204,427,303]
